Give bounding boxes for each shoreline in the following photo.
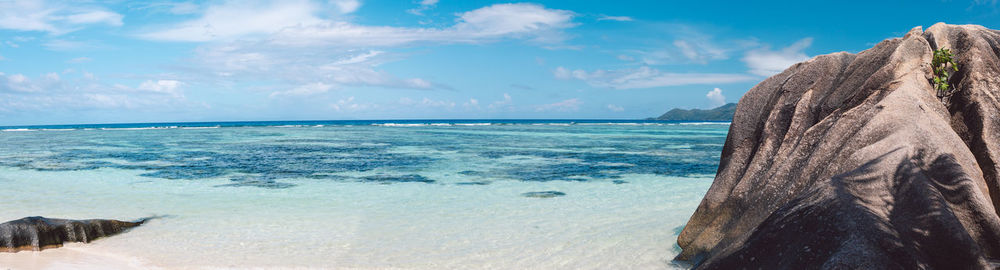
[0,243,149,270]
[1,169,711,269]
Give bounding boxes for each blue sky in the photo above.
[0,0,997,125]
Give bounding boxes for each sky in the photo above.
[0,0,998,125]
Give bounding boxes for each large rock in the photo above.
[0,216,151,252]
[677,23,1000,269]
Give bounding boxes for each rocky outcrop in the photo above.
[0,216,152,252]
[676,23,1000,269]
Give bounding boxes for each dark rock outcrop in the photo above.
[0,216,152,252]
[677,23,1000,269]
[653,103,737,121]
[521,191,566,198]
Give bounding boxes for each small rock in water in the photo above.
[455,181,491,186]
[521,191,566,198]
[612,180,628,184]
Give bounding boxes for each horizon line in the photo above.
[0,118,730,128]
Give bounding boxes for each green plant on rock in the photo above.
[932,48,958,96]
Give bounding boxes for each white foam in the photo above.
[374,123,429,127]
[575,123,662,126]
[100,126,178,131]
[674,122,731,126]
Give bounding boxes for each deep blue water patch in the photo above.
[359,174,435,184]
[215,175,297,189]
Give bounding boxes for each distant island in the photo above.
[649,103,736,121]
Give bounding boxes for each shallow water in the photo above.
[0,121,726,269]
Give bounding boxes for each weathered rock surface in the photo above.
[677,23,1000,269]
[0,216,151,252]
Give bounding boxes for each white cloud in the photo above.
[68,57,92,63]
[666,39,728,64]
[408,0,439,15]
[140,0,324,42]
[597,15,632,22]
[606,104,624,112]
[330,0,361,14]
[553,67,571,79]
[190,46,432,91]
[706,87,725,107]
[63,10,122,26]
[673,40,699,61]
[743,37,813,76]
[631,26,733,65]
[330,96,377,112]
[137,80,185,98]
[554,66,755,89]
[488,93,513,110]
[0,0,123,34]
[0,72,60,93]
[146,3,575,94]
[5,36,33,48]
[455,3,575,38]
[8,74,28,84]
[43,39,101,51]
[168,2,201,14]
[536,98,582,112]
[399,97,456,109]
[0,73,193,111]
[132,2,201,15]
[405,78,433,88]
[463,98,480,108]
[330,50,382,65]
[269,82,335,98]
[146,2,575,45]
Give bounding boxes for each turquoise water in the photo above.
[0,120,726,269]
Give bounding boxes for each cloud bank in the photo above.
[743,38,813,76]
[554,66,754,89]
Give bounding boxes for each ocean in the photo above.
[0,120,727,269]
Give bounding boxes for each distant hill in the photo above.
[651,103,736,121]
